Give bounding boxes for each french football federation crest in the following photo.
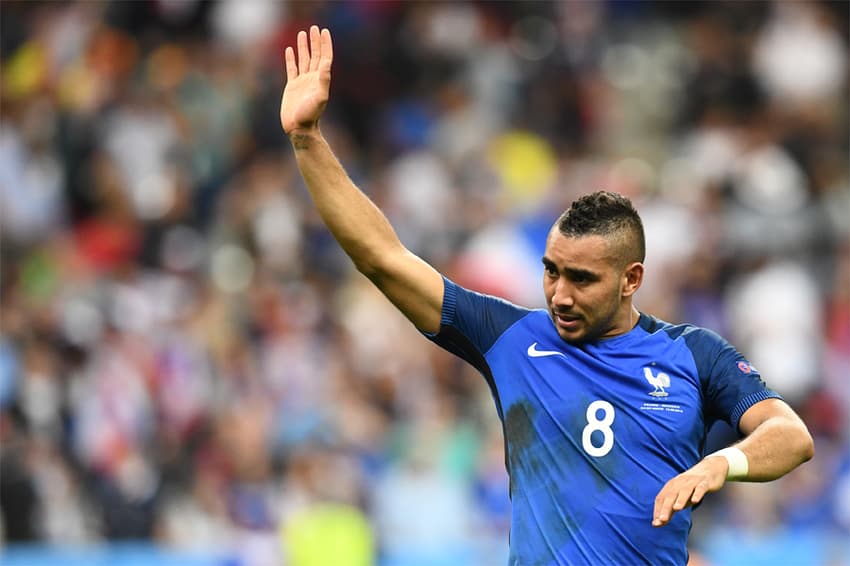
[644,367,670,398]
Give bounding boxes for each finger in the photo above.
[320,28,333,69]
[297,30,309,74]
[284,47,298,81]
[672,485,694,512]
[691,482,709,505]
[653,493,675,527]
[309,25,321,71]
[653,490,664,524]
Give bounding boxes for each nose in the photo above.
[551,278,575,309]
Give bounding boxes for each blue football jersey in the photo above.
[426,278,781,565]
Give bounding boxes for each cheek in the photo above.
[542,278,555,301]
[582,283,619,314]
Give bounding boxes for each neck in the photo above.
[619,302,642,333]
[600,304,641,340]
[628,306,640,328]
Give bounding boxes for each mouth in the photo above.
[553,312,582,330]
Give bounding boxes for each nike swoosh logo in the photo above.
[527,342,566,358]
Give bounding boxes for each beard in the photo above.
[550,291,624,345]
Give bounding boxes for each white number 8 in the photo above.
[582,400,616,457]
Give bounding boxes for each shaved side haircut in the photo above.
[557,191,646,268]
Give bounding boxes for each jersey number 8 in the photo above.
[582,400,615,457]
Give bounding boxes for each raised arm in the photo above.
[280,26,444,333]
[652,398,813,527]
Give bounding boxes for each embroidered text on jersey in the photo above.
[643,367,670,397]
[527,342,567,359]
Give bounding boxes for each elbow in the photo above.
[787,417,815,466]
[349,245,388,279]
[354,253,394,284]
[799,428,815,464]
[352,244,407,281]
[353,257,381,280]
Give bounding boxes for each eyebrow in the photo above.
[542,257,600,281]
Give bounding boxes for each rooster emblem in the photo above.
[643,367,670,398]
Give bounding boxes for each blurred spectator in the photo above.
[280,445,374,566]
[725,260,823,404]
[752,0,846,105]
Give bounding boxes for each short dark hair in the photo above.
[557,191,645,265]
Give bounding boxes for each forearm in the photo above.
[280,27,444,332]
[721,415,814,482]
[653,407,813,527]
[289,128,404,274]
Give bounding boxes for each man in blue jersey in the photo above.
[280,27,814,564]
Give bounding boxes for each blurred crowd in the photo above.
[0,1,847,565]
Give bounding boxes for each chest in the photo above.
[489,340,706,455]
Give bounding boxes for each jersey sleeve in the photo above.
[423,277,532,375]
[681,326,783,433]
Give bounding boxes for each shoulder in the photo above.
[429,277,540,356]
[639,313,761,383]
[638,313,729,351]
[443,277,536,327]
[637,313,737,376]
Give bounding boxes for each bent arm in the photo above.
[653,398,813,527]
[289,130,444,332]
[719,397,814,481]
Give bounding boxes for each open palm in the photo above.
[280,26,333,135]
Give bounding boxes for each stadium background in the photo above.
[0,1,847,565]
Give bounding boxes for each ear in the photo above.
[621,262,644,298]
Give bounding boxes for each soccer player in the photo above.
[280,27,814,564]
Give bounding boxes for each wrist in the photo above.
[288,126,322,150]
[288,124,321,139]
[708,446,749,481]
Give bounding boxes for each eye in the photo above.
[544,263,558,277]
[563,268,599,285]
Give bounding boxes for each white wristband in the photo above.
[709,446,749,480]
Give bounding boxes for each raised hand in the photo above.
[280,26,333,136]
